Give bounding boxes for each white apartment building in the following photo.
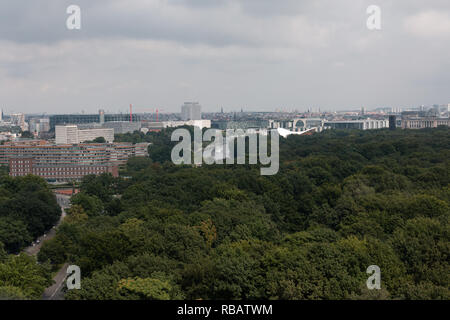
[56,125,114,144]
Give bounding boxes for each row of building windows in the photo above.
[10,167,111,176]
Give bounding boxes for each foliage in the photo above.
[0,175,60,253]
[0,254,52,299]
[41,128,450,300]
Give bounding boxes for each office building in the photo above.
[181,102,202,121]
[78,121,142,134]
[324,119,389,130]
[55,125,114,144]
[49,110,141,130]
[389,115,397,130]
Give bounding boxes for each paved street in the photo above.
[42,263,69,300]
[20,193,71,300]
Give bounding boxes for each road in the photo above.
[20,193,71,300]
[42,263,69,300]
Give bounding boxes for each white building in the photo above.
[55,125,78,144]
[181,102,202,120]
[142,120,211,131]
[324,119,389,130]
[55,125,114,144]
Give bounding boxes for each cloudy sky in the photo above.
[0,0,449,114]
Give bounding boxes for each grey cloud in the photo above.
[0,0,449,113]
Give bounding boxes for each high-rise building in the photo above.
[181,102,202,121]
[389,115,397,130]
[99,109,105,124]
[11,113,26,130]
[55,125,79,144]
[39,118,50,132]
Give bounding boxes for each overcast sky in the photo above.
[0,0,449,114]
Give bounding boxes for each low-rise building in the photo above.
[324,119,389,130]
[142,120,211,130]
[401,115,449,129]
[9,157,118,180]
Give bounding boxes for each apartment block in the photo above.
[1,140,149,182]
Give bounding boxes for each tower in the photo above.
[99,109,105,124]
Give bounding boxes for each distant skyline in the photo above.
[2,104,446,116]
[1,0,449,114]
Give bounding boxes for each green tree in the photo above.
[0,217,32,253]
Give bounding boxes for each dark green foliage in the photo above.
[0,175,61,252]
[0,217,32,253]
[0,175,59,299]
[43,128,449,300]
[92,136,106,143]
[20,131,34,139]
[0,254,52,299]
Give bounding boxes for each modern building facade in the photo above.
[324,119,389,130]
[212,120,269,130]
[55,125,114,144]
[49,111,141,130]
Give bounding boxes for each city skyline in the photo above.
[1,0,449,113]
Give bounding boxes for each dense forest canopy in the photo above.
[0,175,60,299]
[0,175,61,253]
[6,127,449,300]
